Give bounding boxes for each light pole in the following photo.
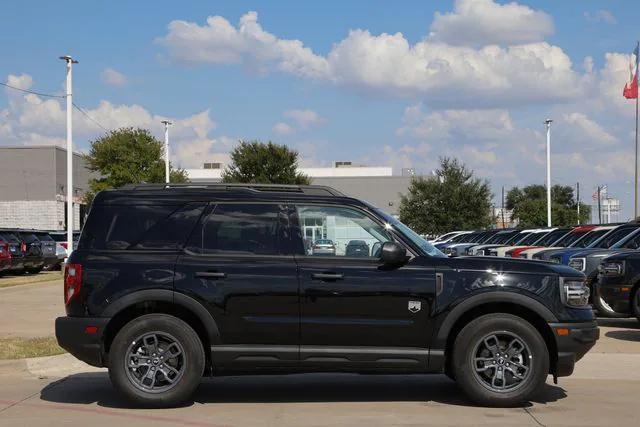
[161,120,172,184]
[60,55,78,255]
[545,119,553,227]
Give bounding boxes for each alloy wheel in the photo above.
[471,331,532,393]
[124,331,186,393]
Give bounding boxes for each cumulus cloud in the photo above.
[272,122,294,135]
[100,68,128,87]
[1,74,230,168]
[584,10,617,25]
[428,0,554,47]
[157,11,329,79]
[158,8,583,108]
[283,109,325,128]
[272,108,326,135]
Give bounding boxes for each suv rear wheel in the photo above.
[452,313,549,407]
[108,314,205,407]
[632,287,640,323]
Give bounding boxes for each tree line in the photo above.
[84,127,590,233]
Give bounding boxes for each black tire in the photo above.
[453,313,549,407]
[108,314,205,408]
[632,287,640,323]
[593,286,629,318]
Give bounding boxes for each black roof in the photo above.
[94,183,363,206]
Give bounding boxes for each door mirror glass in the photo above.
[380,241,407,266]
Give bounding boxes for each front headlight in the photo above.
[598,261,625,277]
[518,253,527,259]
[568,257,586,272]
[559,277,590,307]
[550,256,561,264]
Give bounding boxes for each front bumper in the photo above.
[55,316,110,367]
[550,320,599,377]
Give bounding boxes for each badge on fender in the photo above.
[408,300,421,313]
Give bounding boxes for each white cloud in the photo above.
[283,109,325,128]
[158,9,583,108]
[157,11,329,79]
[272,122,294,135]
[1,74,230,169]
[429,0,554,47]
[560,113,617,146]
[100,68,128,87]
[584,10,617,25]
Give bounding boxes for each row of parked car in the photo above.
[0,229,79,275]
[432,223,640,322]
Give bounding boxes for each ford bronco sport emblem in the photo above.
[408,300,421,313]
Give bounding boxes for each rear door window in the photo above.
[79,203,205,250]
[187,204,288,256]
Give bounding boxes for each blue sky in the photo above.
[1,0,640,219]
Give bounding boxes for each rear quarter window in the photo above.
[79,203,205,250]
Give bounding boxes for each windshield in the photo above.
[486,231,515,244]
[571,229,610,248]
[535,229,570,246]
[450,233,474,243]
[518,231,547,245]
[436,232,459,241]
[371,208,445,257]
[556,229,589,246]
[596,227,638,249]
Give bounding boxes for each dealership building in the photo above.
[0,146,92,231]
[0,146,418,231]
[187,161,417,216]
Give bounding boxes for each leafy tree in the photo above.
[84,127,188,204]
[506,184,590,228]
[222,140,310,184]
[398,157,493,235]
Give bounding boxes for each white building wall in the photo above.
[0,200,81,230]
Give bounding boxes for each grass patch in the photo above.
[0,337,66,360]
[0,271,62,289]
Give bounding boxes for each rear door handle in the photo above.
[195,272,227,279]
[311,272,344,281]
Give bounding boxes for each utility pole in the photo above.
[161,120,172,184]
[576,182,580,225]
[60,55,77,255]
[597,186,602,224]
[545,119,553,227]
[501,186,506,228]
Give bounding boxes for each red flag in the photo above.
[623,42,639,99]
[623,72,638,99]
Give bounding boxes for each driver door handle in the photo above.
[195,271,227,280]
[311,272,344,281]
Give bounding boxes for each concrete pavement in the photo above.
[0,319,638,426]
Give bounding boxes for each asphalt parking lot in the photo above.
[0,277,639,426]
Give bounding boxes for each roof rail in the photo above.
[117,183,346,197]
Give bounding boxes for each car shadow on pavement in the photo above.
[39,372,567,409]
[597,318,640,329]
[605,330,640,342]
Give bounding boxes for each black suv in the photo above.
[56,184,598,408]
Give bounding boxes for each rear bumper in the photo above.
[550,320,599,377]
[55,316,110,367]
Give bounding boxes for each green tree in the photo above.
[506,184,590,228]
[84,127,188,204]
[398,157,493,235]
[222,140,310,184]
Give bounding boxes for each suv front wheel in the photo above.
[108,314,205,407]
[453,313,549,407]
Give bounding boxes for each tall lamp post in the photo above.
[161,120,172,184]
[60,55,78,255]
[545,119,553,227]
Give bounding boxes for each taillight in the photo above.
[21,242,26,253]
[61,242,68,250]
[0,243,10,259]
[64,263,83,305]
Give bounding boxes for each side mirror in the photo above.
[380,241,407,266]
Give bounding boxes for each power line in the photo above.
[2,78,111,133]
[72,101,109,132]
[0,81,64,98]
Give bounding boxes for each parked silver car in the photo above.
[312,239,336,255]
